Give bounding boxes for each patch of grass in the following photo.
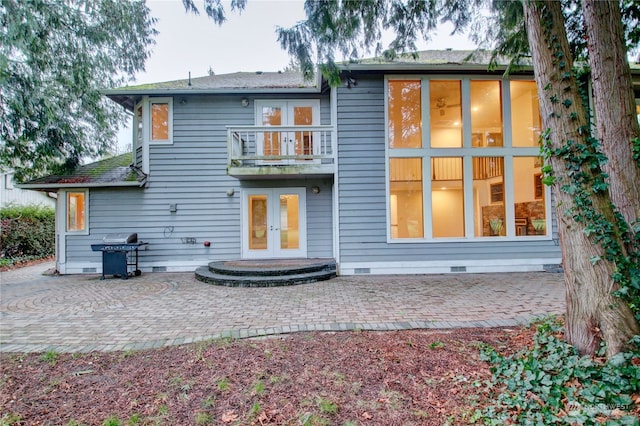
[216,377,230,392]
[269,374,286,384]
[413,409,430,419]
[194,411,213,425]
[213,336,234,348]
[126,413,141,425]
[248,402,261,418]
[193,339,223,363]
[40,350,59,365]
[120,350,136,359]
[200,396,215,409]
[102,416,121,426]
[429,340,445,350]
[317,397,339,415]
[298,412,328,426]
[251,380,266,395]
[333,371,346,382]
[0,413,22,425]
[379,389,405,410]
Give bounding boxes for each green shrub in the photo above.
[475,318,640,425]
[1,204,55,260]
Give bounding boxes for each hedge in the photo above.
[1,204,55,261]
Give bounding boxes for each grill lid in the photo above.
[103,233,138,244]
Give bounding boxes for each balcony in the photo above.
[227,125,335,178]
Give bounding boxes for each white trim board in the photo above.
[339,258,562,275]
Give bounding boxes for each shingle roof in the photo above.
[347,49,533,71]
[18,153,145,190]
[113,71,314,92]
[105,70,320,110]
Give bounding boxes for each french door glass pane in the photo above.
[510,81,542,147]
[430,80,462,148]
[471,81,503,147]
[293,106,313,156]
[388,80,422,148]
[473,157,505,236]
[261,106,282,156]
[513,157,547,236]
[431,157,464,237]
[389,158,423,238]
[249,195,268,250]
[279,194,300,249]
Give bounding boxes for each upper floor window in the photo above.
[149,97,173,144]
[133,97,173,148]
[388,80,422,148]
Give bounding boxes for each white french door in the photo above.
[242,188,307,259]
[255,100,320,164]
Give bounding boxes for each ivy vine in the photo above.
[538,6,640,320]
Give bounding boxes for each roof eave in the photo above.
[17,180,146,191]
[103,86,322,96]
[338,63,532,73]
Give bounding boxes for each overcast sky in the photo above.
[116,0,475,148]
[137,0,475,83]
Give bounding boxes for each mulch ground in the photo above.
[0,327,535,425]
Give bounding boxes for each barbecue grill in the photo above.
[91,233,148,280]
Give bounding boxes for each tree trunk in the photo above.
[582,0,640,239]
[522,0,640,357]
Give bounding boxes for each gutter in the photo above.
[17,180,146,191]
[102,86,323,97]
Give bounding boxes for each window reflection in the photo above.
[151,103,169,141]
[388,80,422,148]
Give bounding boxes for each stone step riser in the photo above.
[206,259,337,278]
[194,267,336,287]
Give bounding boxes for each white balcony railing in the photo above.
[227,125,335,171]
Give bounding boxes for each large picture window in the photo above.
[387,77,548,240]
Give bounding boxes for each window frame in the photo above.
[148,97,173,145]
[384,75,551,243]
[64,189,89,235]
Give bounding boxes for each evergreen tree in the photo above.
[0,0,157,180]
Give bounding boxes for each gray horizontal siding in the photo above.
[66,93,333,268]
[336,74,561,264]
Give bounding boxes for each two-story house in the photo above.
[20,50,640,277]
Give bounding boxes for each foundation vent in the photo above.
[82,267,97,273]
[152,266,167,272]
[354,268,371,274]
[450,266,467,272]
